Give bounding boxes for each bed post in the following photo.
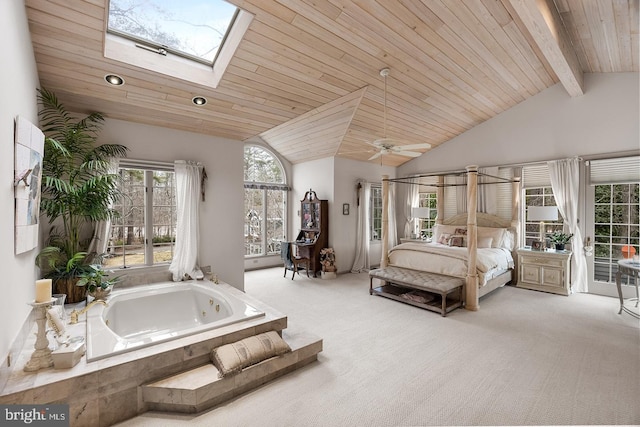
[436,175,445,225]
[511,176,521,284]
[466,165,479,311]
[381,174,389,268]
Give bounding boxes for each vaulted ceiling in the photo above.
[25,0,638,167]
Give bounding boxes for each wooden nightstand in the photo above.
[516,248,572,296]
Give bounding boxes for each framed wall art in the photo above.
[14,116,44,255]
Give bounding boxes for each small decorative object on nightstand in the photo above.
[516,248,572,295]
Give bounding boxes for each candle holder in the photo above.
[24,300,54,372]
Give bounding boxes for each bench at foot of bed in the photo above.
[369,266,465,316]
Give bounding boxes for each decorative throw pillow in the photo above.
[438,233,451,245]
[454,228,467,235]
[210,331,291,378]
[448,235,464,247]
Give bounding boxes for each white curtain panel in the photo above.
[548,158,588,293]
[456,167,498,214]
[170,160,204,282]
[87,158,118,257]
[351,180,371,273]
[387,183,398,251]
[403,176,419,238]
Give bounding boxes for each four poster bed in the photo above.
[370,165,521,315]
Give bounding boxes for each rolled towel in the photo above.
[46,307,66,336]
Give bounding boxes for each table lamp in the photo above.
[528,206,558,249]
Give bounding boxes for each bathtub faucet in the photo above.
[70,300,108,324]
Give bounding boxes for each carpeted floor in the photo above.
[119,269,640,426]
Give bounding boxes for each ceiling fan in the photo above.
[367,68,431,161]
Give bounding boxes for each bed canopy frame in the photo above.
[381,165,521,311]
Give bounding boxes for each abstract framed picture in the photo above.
[14,116,44,254]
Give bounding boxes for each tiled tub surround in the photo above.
[0,281,289,427]
[87,281,265,361]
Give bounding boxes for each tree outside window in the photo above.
[370,185,382,241]
[593,183,639,283]
[105,168,176,267]
[244,146,287,257]
[417,192,437,239]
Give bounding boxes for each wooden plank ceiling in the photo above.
[25,0,639,167]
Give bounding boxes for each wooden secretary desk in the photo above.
[295,189,328,277]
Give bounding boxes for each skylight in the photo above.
[107,0,239,66]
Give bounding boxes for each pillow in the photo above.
[433,224,459,244]
[477,227,506,248]
[448,235,465,247]
[477,237,493,248]
[454,228,467,235]
[437,233,451,245]
[210,331,291,378]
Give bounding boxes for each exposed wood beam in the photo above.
[507,0,584,97]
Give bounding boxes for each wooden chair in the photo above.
[281,242,310,280]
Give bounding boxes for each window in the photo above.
[417,192,438,239]
[523,187,564,245]
[244,146,288,257]
[593,183,639,282]
[105,165,176,268]
[108,0,238,65]
[370,185,382,241]
[105,0,252,89]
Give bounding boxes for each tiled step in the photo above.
[141,327,322,413]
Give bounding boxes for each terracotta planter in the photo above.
[54,278,86,304]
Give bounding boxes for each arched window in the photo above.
[244,145,289,257]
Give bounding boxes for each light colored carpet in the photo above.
[119,269,640,426]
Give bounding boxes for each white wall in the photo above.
[400,73,639,175]
[291,157,335,242]
[333,158,395,272]
[98,119,245,290]
[0,0,42,373]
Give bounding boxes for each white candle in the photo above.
[35,279,52,303]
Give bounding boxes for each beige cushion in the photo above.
[210,331,291,377]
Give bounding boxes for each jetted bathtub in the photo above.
[85,280,265,361]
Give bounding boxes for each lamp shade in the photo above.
[412,207,431,218]
[527,206,558,221]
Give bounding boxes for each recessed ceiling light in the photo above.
[104,74,124,86]
[192,96,207,106]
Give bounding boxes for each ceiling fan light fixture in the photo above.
[104,74,124,86]
[192,96,207,106]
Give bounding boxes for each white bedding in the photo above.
[388,242,514,286]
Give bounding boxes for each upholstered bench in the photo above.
[369,266,465,316]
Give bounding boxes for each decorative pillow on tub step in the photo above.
[210,331,291,378]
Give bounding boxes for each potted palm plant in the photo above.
[35,88,128,303]
[549,232,573,251]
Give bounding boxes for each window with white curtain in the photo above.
[521,164,563,246]
[417,192,437,238]
[105,161,176,268]
[244,145,288,257]
[370,185,382,241]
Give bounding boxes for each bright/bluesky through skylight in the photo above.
[108,0,238,64]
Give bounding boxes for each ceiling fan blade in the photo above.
[394,150,423,158]
[395,143,432,151]
[368,152,383,161]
